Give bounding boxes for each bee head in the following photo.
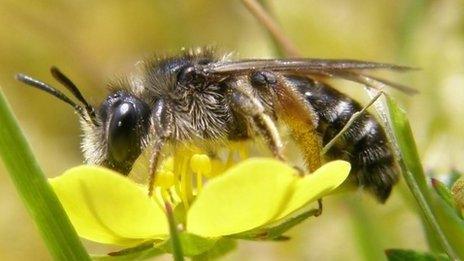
[16,68,151,174]
[92,90,151,174]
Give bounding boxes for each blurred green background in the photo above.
[0,0,463,260]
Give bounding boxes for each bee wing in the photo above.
[328,71,418,95]
[207,58,414,73]
[206,59,417,94]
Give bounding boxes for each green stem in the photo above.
[165,202,184,261]
[0,89,90,260]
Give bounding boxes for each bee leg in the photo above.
[227,79,285,161]
[148,99,173,196]
[148,139,166,196]
[251,71,310,175]
[252,113,285,160]
[271,74,323,172]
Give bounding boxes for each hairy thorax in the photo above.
[165,83,232,141]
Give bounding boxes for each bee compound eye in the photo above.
[106,96,150,168]
[108,102,140,163]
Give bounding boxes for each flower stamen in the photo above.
[190,154,212,194]
[151,143,251,213]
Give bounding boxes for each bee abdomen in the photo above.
[350,117,399,202]
[288,75,399,202]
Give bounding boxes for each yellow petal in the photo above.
[50,165,168,246]
[275,160,351,220]
[186,158,297,237]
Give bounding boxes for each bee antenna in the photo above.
[50,66,97,123]
[15,73,87,118]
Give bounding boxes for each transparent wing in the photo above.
[206,58,417,94]
[206,58,414,73]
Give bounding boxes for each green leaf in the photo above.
[261,208,319,239]
[92,241,165,261]
[431,179,461,217]
[0,89,90,260]
[159,233,217,257]
[233,208,319,240]
[385,249,449,261]
[92,244,164,261]
[192,238,237,260]
[49,165,168,246]
[430,192,464,253]
[387,97,464,259]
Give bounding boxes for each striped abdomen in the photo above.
[288,75,399,202]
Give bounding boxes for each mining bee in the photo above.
[16,47,415,202]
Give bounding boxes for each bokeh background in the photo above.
[1,0,463,260]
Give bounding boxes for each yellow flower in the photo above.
[49,153,350,256]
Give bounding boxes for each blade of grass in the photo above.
[386,96,461,260]
[432,178,462,218]
[368,90,447,254]
[0,89,90,260]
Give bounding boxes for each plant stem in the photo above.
[241,0,301,57]
[0,89,90,260]
[165,202,184,261]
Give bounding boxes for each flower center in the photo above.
[151,142,250,213]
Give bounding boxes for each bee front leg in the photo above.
[227,78,285,161]
[148,99,173,196]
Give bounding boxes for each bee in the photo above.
[16,48,415,202]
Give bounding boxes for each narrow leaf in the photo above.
[233,208,319,240]
[387,97,464,259]
[192,238,237,260]
[159,233,217,256]
[92,243,164,261]
[385,249,449,261]
[431,179,461,218]
[0,89,90,260]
